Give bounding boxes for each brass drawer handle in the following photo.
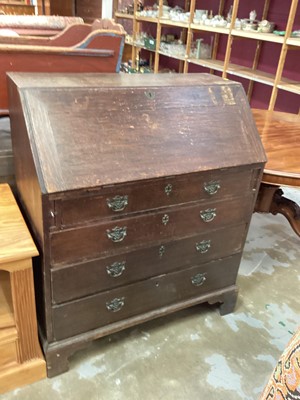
[200,208,216,223]
[195,240,211,253]
[204,181,221,195]
[162,214,169,225]
[165,183,172,196]
[191,273,206,287]
[106,261,126,277]
[106,226,127,242]
[106,195,128,212]
[106,297,125,312]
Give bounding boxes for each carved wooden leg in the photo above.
[256,183,300,237]
[219,289,238,316]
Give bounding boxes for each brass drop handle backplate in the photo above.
[204,181,221,195]
[200,208,216,223]
[106,195,128,212]
[106,226,127,242]
[195,240,211,254]
[106,261,126,277]
[106,297,125,312]
[191,273,206,287]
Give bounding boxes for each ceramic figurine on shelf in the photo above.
[227,5,233,22]
[249,10,257,22]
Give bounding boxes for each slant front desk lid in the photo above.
[7,73,266,194]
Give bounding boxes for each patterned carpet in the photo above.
[260,327,300,399]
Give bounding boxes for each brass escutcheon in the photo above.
[165,183,172,196]
[162,214,169,225]
[159,245,165,257]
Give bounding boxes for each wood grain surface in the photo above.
[253,109,300,187]
[0,184,38,264]
[8,73,266,193]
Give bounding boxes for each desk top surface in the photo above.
[0,184,38,264]
[253,109,300,187]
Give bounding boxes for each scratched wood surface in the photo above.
[253,109,300,187]
[8,73,266,194]
[0,184,38,264]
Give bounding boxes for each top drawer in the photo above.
[52,168,256,229]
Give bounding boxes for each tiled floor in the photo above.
[1,188,300,400]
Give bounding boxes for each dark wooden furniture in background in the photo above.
[0,19,125,115]
[0,2,35,15]
[44,0,102,23]
[8,73,266,377]
[254,109,300,237]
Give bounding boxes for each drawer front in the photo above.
[50,196,254,265]
[53,168,254,228]
[52,253,241,340]
[51,223,247,303]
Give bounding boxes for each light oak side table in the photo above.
[0,183,46,394]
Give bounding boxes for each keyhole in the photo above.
[145,91,155,100]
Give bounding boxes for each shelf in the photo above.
[187,58,225,72]
[136,16,158,23]
[277,80,300,95]
[190,24,230,35]
[286,37,300,47]
[226,64,275,86]
[231,29,285,44]
[159,19,189,28]
[115,12,134,20]
[158,50,186,61]
[134,43,156,52]
[115,0,299,111]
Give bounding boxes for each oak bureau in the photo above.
[7,72,266,377]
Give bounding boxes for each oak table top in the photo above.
[0,183,38,264]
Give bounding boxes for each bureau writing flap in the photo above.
[7,72,266,194]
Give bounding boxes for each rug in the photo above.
[260,327,300,399]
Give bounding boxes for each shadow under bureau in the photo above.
[7,72,266,377]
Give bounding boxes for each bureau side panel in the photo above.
[7,80,44,245]
[7,78,53,341]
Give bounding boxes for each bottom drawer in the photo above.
[52,253,241,341]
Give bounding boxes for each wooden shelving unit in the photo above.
[115,0,300,112]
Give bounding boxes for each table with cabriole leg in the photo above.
[253,109,300,237]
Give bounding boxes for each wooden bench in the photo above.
[0,18,126,115]
[0,14,84,36]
